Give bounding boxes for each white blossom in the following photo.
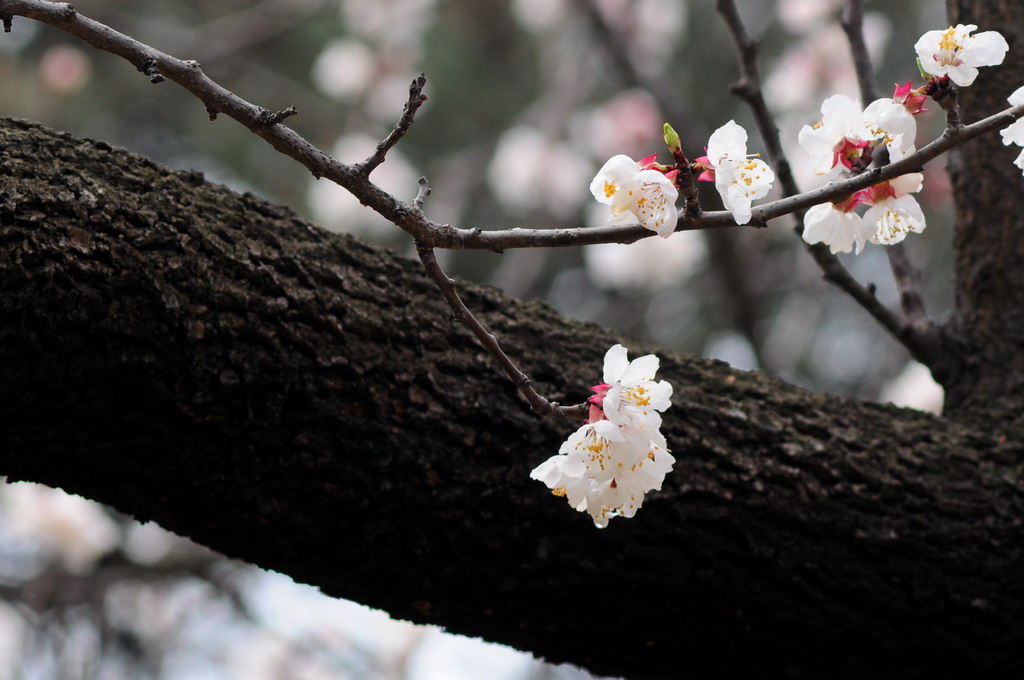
[699,120,775,225]
[804,173,927,253]
[865,195,926,245]
[914,24,1008,87]
[592,344,673,430]
[798,94,874,175]
[863,97,916,162]
[532,344,675,528]
[531,419,674,528]
[802,200,874,255]
[862,173,926,245]
[587,431,675,526]
[590,155,679,237]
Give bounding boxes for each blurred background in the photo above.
[0,0,951,677]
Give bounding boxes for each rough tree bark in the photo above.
[944,0,1024,410]
[2,111,1023,680]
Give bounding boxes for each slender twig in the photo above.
[5,0,1024,259]
[668,145,701,218]
[716,0,895,339]
[714,0,798,202]
[357,74,428,176]
[0,0,445,244]
[572,0,697,140]
[841,0,931,329]
[255,105,298,126]
[574,0,779,364]
[413,177,432,211]
[885,247,929,324]
[416,246,587,421]
[714,0,953,364]
[840,0,882,103]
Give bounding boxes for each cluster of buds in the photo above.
[531,345,674,527]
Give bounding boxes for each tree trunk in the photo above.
[1,117,1023,680]
[944,0,1024,410]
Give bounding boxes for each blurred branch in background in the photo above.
[576,0,773,371]
[840,0,931,330]
[0,483,607,679]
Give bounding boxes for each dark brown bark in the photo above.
[3,118,1024,679]
[944,0,1024,411]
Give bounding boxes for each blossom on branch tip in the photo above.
[914,24,1008,87]
[696,120,775,225]
[590,155,679,238]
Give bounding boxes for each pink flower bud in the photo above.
[893,81,929,115]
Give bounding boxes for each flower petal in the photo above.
[961,30,1009,68]
[602,344,629,384]
[706,120,748,165]
[589,155,640,205]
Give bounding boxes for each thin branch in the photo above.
[0,0,445,245]
[840,0,882,103]
[416,246,587,421]
[5,0,1024,261]
[927,76,962,128]
[714,0,798,202]
[885,246,929,324]
[413,177,432,211]
[572,0,696,139]
[714,0,950,364]
[842,0,931,328]
[255,105,298,126]
[357,73,428,176]
[575,0,782,365]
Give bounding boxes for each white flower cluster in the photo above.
[531,345,674,528]
[803,173,925,254]
[590,155,679,238]
[797,92,925,254]
[590,121,775,234]
[587,23,1024,255]
[800,24,1010,255]
[799,93,917,176]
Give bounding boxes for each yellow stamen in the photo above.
[938,26,959,52]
